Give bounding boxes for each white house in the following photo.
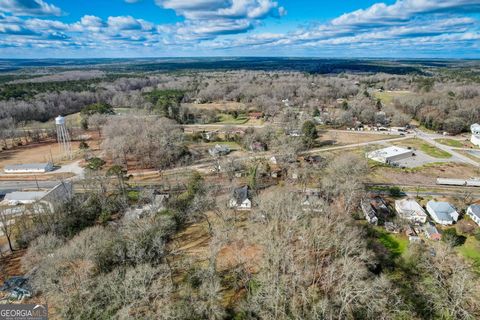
[366,146,414,164]
[228,186,251,210]
[467,204,480,227]
[395,199,428,224]
[471,124,480,147]
[4,162,54,174]
[426,201,459,225]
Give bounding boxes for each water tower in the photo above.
[55,115,72,160]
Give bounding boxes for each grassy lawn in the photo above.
[205,141,242,150]
[216,114,249,125]
[457,236,480,272]
[435,138,475,148]
[396,139,452,158]
[374,227,409,257]
[434,138,464,148]
[374,90,411,105]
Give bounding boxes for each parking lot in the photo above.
[392,150,451,168]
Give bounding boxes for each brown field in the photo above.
[0,131,102,171]
[369,162,480,185]
[182,101,246,111]
[318,130,396,146]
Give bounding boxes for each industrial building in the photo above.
[0,182,73,236]
[4,162,54,174]
[366,146,414,164]
[1,182,72,214]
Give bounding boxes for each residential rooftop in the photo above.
[427,201,457,222]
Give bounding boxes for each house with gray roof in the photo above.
[426,201,459,225]
[228,186,251,210]
[4,162,53,174]
[425,223,441,241]
[208,144,231,157]
[467,204,480,227]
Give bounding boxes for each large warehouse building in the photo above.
[366,146,414,164]
[4,162,54,174]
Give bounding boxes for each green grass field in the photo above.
[374,90,411,105]
[396,139,452,158]
[205,141,242,150]
[457,236,480,272]
[375,227,409,257]
[434,138,464,148]
[216,114,249,124]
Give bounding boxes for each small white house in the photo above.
[471,124,480,147]
[466,204,480,227]
[426,201,459,225]
[4,162,54,174]
[366,146,413,164]
[228,186,251,210]
[395,199,428,224]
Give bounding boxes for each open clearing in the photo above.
[318,130,398,146]
[369,162,480,185]
[435,138,478,149]
[216,113,249,124]
[395,139,452,158]
[182,101,246,111]
[0,132,101,171]
[373,90,412,105]
[457,236,480,272]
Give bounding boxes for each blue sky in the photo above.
[0,0,479,58]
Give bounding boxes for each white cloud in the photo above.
[1,0,479,57]
[0,0,62,16]
[332,0,480,27]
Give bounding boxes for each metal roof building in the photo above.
[366,146,413,164]
[426,201,459,225]
[3,191,48,205]
[4,162,53,174]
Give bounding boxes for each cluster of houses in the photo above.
[362,195,480,242]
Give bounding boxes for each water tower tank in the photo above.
[55,115,65,125]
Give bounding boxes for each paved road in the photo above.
[414,129,479,167]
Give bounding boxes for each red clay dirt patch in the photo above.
[0,250,26,285]
[217,241,262,273]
